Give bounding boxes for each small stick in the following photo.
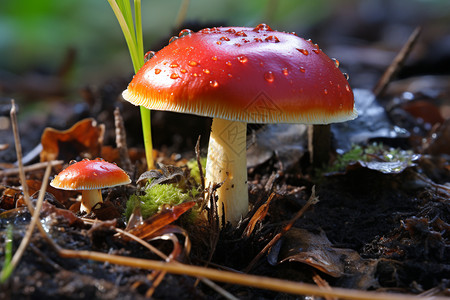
[373,26,422,98]
[9,100,33,214]
[114,107,132,172]
[0,160,64,177]
[244,186,319,273]
[195,135,205,192]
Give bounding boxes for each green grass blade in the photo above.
[108,0,154,169]
[0,225,14,283]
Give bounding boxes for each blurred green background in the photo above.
[1,0,449,97]
[0,0,337,87]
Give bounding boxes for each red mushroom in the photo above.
[50,158,131,213]
[122,24,357,224]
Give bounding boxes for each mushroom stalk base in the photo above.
[206,118,248,225]
[81,189,103,213]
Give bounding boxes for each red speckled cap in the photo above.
[122,24,357,124]
[50,158,131,190]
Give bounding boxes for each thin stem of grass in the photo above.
[107,0,154,169]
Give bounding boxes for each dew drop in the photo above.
[236,31,247,37]
[254,23,273,32]
[297,48,309,55]
[69,160,77,165]
[154,69,161,74]
[345,85,351,92]
[170,73,179,79]
[254,38,263,42]
[324,89,328,95]
[234,43,242,47]
[211,56,218,61]
[226,61,232,66]
[168,36,178,44]
[312,49,321,54]
[282,68,289,76]
[220,36,230,41]
[242,39,250,43]
[237,56,248,63]
[170,63,179,68]
[299,67,306,73]
[144,51,155,62]
[216,41,222,45]
[203,69,210,74]
[228,74,233,78]
[225,28,236,34]
[188,61,198,67]
[178,29,193,37]
[343,73,350,80]
[210,80,219,87]
[332,58,340,68]
[180,69,187,73]
[264,71,275,83]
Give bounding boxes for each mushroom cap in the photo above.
[123,24,357,124]
[50,159,131,190]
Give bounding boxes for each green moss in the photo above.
[125,182,198,220]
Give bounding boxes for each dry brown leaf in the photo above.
[276,228,378,289]
[40,118,105,162]
[125,201,196,241]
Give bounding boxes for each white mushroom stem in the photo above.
[205,118,248,225]
[80,189,103,213]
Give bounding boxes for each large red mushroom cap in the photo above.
[122,24,357,124]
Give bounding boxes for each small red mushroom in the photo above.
[50,158,131,213]
[122,24,357,224]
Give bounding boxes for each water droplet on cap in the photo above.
[180,69,187,73]
[332,58,340,68]
[144,51,155,63]
[168,36,178,44]
[170,63,179,68]
[282,68,289,76]
[296,48,309,55]
[264,71,275,83]
[254,23,273,32]
[203,69,210,74]
[299,67,306,73]
[343,73,349,80]
[211,56,218,61]
[324,89,328,95]
[237,56,248,63]
[170,73,179,79]
[236,31,247,37]
[225,61,232,66]
[188,61,198,67]
[210,80,219,87]
[216,41,222,45]
[220,36,230,41]
[154,69,161,74]
[179,29,193,37]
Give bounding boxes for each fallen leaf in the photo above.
[40,118,105,162]
[275,228,378,290]
[125,201,196,241]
